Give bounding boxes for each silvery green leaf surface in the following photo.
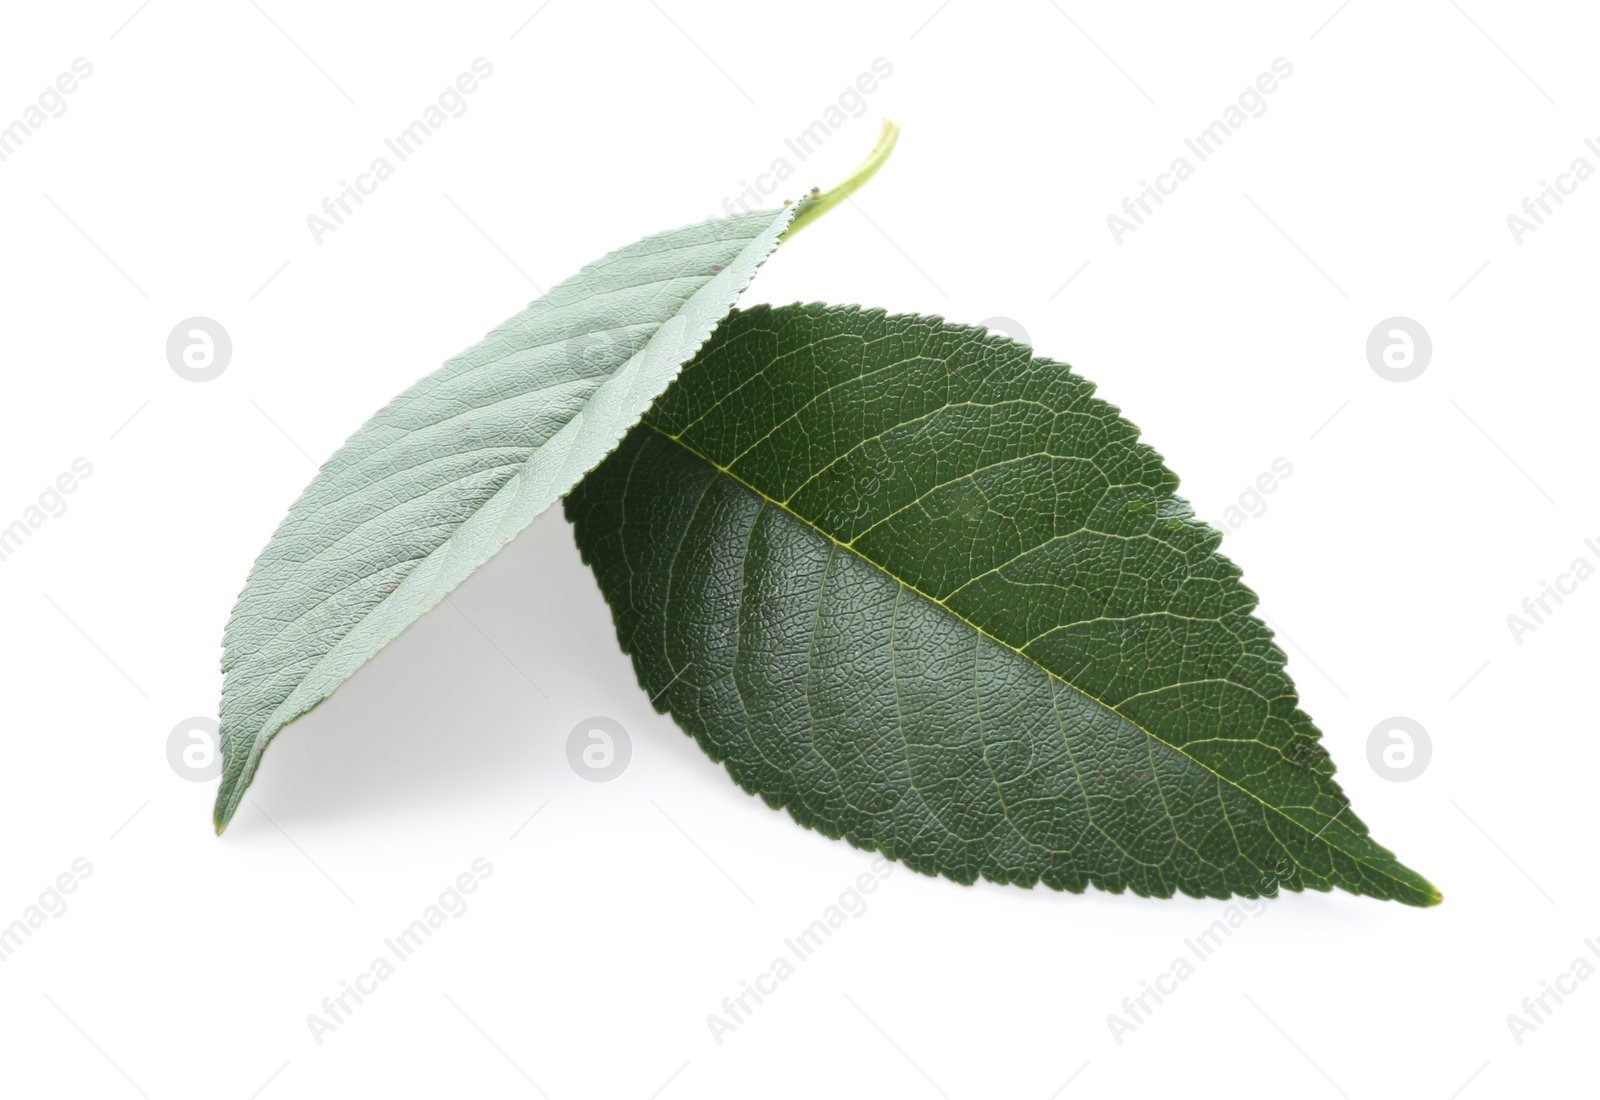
[213,204,802,831]
[565,304,1440,906]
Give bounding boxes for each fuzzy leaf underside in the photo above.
[565,304,1439,905]
[213,205,801,831]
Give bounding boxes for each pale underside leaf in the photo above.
[213,204,802,831]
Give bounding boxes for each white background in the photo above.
[0,1,1593,1097]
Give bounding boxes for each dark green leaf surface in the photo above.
[565,304,1439,905]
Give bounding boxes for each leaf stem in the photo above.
[785,118,900,237]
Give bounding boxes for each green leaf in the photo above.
[565,304,1440,906]
[214,207,804,833]
[213,124,903,833]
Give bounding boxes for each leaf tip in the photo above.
[1399,870,1443,907]
[212,770,243,835]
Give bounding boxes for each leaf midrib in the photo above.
[642,421,1423,899]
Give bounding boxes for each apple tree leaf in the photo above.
[564,304,1440,906]
[211,193,831,832]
